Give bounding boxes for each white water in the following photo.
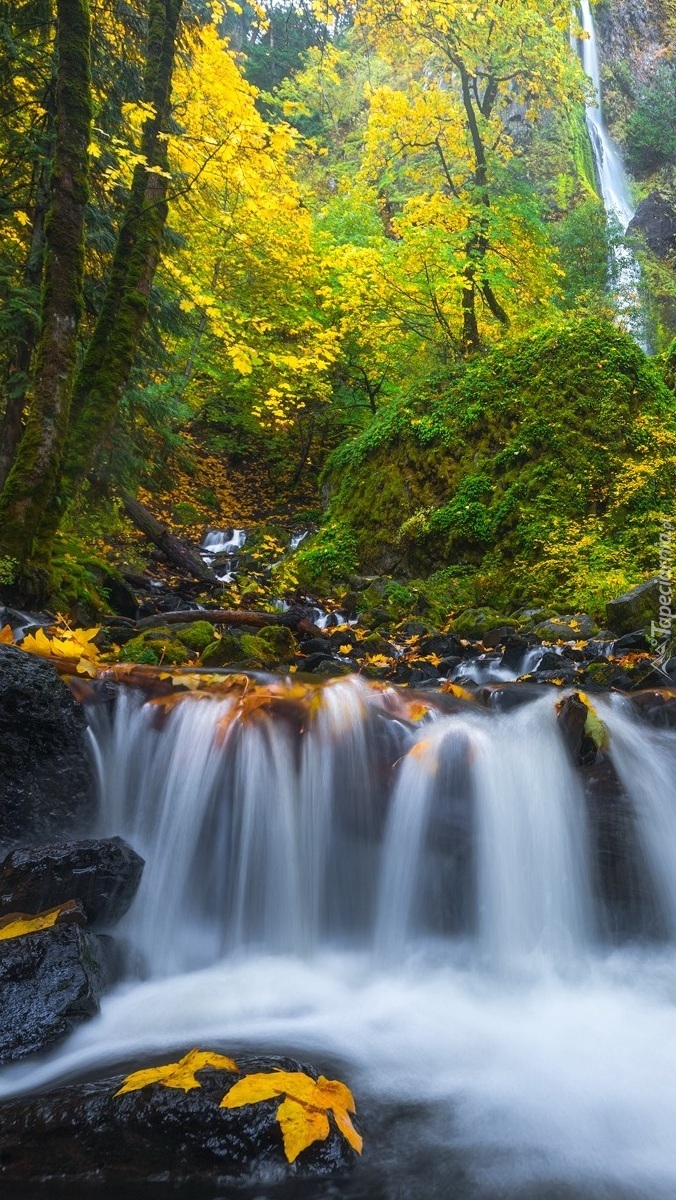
[579,0,648,348]
[3,679,676,1196]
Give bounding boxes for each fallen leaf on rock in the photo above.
[115,1049,240,1095]
[439,681,475,702]
[221,1069,362,1162]
[0,900,82,940]
[0,624,14,644]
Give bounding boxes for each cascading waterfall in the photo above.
[578,0,649,349]
[4,677,676,1197]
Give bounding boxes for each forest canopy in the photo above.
[0,0,673,618]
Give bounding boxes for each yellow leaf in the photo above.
[0,901,78,941]
[115,1049,239,1095]
[338,644,352,655]
[221,1069,362,1161]
[0,624,14,644]
[276,1096,330,1162]
[439,682,475,702]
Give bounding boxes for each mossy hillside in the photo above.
[317,317,676,617]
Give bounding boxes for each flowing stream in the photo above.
[578,0,649,349]
[2,679,676,1197]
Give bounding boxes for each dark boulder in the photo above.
[0,837,144,928]
[0,646,95,850]
[0,1053,360,1186]
[627,192,676,258]
[0,922,113,1065]
[605,578,661,635]
[581,754,667,940]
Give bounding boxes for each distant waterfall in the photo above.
[578,0,649,350]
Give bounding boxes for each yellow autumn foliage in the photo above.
[115,1049,240,1095]
[0,902,77,941]
[221,1069,362,1162]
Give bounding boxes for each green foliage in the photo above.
[625,66,676,174]
[294,521,359,590]
[0,556,17,586]
[322,317,676,616]
[119,629,191,665]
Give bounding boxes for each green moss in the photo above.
[119,629,191,665]
[176,620,217,653]
[201,633,248,667]
[240,624,297,668]
[322,317,676,616]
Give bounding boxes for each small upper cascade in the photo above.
[578,0,649,349]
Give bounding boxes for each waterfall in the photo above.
[578,0,649,349]
[85,678,676,976]
[4,679,676,1197]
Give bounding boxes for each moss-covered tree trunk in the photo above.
[0,155,53,491]
[0,0,91,597]
[36,0,184,553]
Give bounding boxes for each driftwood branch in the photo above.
[136,606,321,636]
[118,487,217,586]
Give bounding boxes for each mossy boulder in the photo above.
[118,628,191,666]
[451,608,505,638]
[175,621,217,654]
[322,317,676,618]
[239,625,297,669]
[201,633,248,667]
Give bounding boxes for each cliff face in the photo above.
[595,0,672,84]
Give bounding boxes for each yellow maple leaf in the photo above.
[365,653,391,667]
[338,643,352,655]
[0,624,14,644]
[221,1069,362,1162]
[277,1096,330,1161]
[20,625,101,664]
[0,901,78,941]
[439,681,475,702]
[115,1049,239,1095]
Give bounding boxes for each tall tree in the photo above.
[353,0,585,350]
[0,0,92,595]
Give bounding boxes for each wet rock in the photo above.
[476,683,546,711]
[417,633,466,658]
[0,1053,360,1186]
[0,837,144,928]
[501,634,537,672]
[582,754,667,940]
[612,630,653,653]
[100,570,138,620]
[627,191,676,258]
[0,923,113,1064]
[0,646,95,850]
[481,625,517,648]
[606,579,661,635]
[408,664,440,685]
[533,614,599,642]
[556,694,598,767]
[301,637,333,656]
[629,689,676,728]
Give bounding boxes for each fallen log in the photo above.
[118,488,217,586]
[135,605,321,636]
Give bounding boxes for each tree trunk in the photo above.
[136,606,321,635]
[0,156,53,491]
[0,0,92,598]
[36,0,184,555]
[118,488,217,586]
